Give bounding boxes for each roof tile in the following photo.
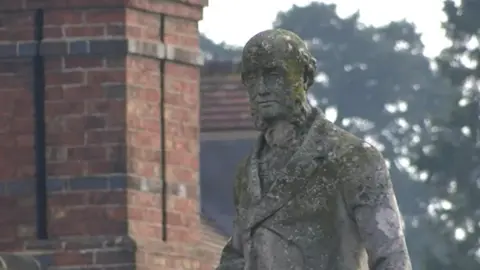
[200,63,254,131]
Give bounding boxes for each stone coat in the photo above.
[216,109,411,270]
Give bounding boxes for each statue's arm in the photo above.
[216,159,246,270]
[342,147,412,270]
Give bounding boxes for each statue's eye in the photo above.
[264,74,281,86]
[263,67,279,76]
[242,71,256,82]
[264,66,286,78]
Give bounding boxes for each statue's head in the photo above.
[241,29,317,130]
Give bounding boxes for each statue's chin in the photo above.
[259,114,287,126]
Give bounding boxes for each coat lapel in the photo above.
[247,135,263,201]
[245,110,344,231]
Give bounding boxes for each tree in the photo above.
[200,34,241,61]
[412,1,480,269]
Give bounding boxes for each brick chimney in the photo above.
[0,0,208,269]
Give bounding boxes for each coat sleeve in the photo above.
[341,145,412,270]
[216,159,247,270]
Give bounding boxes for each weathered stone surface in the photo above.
[0,253,40,270]
[216,29,412,270]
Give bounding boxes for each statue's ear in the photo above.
[304,65,315,90]
[241,71,249,86]
[302,52,317,90]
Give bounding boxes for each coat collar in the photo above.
[244,107,352,230]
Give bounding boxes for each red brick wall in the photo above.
[0,0,213,269]
[0,57,36,250]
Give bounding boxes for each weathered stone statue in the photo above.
[216,29,412,270]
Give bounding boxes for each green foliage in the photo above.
[200,34,242,61]
[437,0,480,87]
[273,3,447,127]
[411,0,480,268]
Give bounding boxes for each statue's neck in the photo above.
[264,121,297,148]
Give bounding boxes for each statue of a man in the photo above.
[215,29,412,270]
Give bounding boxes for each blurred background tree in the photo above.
[410,0,480,269]
[200,33,241,61]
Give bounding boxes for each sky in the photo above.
[199,0,449,58]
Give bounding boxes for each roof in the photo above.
[199,138,255,235]
[199,61,257,237]
[200,60,254,132]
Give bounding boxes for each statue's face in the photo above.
[242,54,305,123]
[241,29,314,129]
[243,62,289,121]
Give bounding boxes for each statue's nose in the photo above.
[258,90,269,96]
[257,84,269,95]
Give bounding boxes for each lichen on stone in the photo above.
[217,29,411,270]
[240,29,317,130]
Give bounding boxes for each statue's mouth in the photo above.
[258,100,277,105]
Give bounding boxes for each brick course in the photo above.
[201,61,253,132]
[0,0,222,269]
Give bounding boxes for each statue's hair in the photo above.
[300,45,317,91]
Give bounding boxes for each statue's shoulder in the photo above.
[236,155,249,172]
[320,121,384,169]
[325,126,393,206]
